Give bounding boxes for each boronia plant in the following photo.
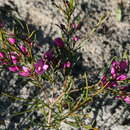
[0,0,129,129]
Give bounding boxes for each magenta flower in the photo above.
[111,60,128,74]
[54,38,64,48]
[44,50,53,61]
[7,38,16,45]
[109,81,118,87]
[111,60,128,80]
[100,75,118,87]
[124,96,130,104]
[72,36,79,42]
[0,52,5,60]
[43,64,49,70]
[120,60,128,71]
[9,52,19,64]
[101,60,128,88]
[111,61,119,78]
[8,66,20,72]
[28,42,33,46]
[110,66,116,78]
[18,66,31,77]
[100,76,107,86]
[34,60,49,75]
[0,52,7,65]
[116,74,127,81]
[19,45,28,54]
[63,61,72,68]
[72,23,76,29]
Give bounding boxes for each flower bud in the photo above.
[124,96,130,104]
[44,50,53,61]
[0,52,5,60]
[54,38,64,48]
[7,38,16,45]
[72,36,79,42]
[116,74,127,81]
[18,66,31,77]
[34,60,49,75]
[9,52,19,64]
[8,66,20,72]
[19,45,28,54]
[63,61,72,68]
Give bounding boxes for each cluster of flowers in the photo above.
[0,35,73,77]
[53,37,72,68]
[59,23,80,42]
[101,60,130,104]
[61,23,81,42]
[0,36,49,76]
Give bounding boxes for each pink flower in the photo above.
[100,75,118,87]
[72,22,82,30]
[54,38,64,48]
[0,21,4,28]
[8,66,20,72]
[101,60,128,88]
[0,52,5,60]
[34,60,49,75]
[9,52,19,64]
[110,66,116,78]
[72,23,76,29]
[120,60,128,71]
[111,60,128,74]
[18,66,31,77]
[115,96,123,100]
[29,42,33,46]
[19,45,28,55]
[44,50,53,61]
[43,64,49,70]
[0,52,7,65]
[7,38,16,45]
[116,74,127,81]
[109,81,118,87]
[124,96,130,104]
[63,61,72,68]
[72,36,79,42]
[101,75,107,86]
[111,60,128,80]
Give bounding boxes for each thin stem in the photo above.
[48,108,52,125]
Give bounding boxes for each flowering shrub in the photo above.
[0,0,129,129]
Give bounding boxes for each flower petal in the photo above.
[8,66,20,72]
[8,38,16,45]
[54,38,64,48]
[116,74,127,81]
[124,97,130,104]
[120,60,128,71]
